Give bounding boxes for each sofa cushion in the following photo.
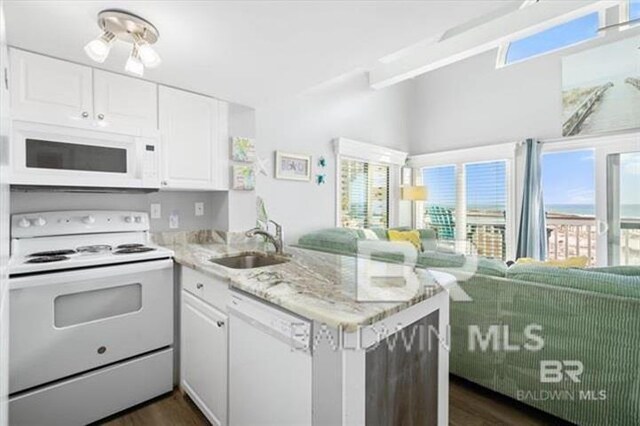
[388,229,422,251]
[476,257,508,277]
[516,256,589,268]
[506,263,640,299]
[417,250,507,277]
[296,228,361,255]
[587,265,640,276]
[418,250,466,268]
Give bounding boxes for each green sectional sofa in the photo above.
[295,228,640,426]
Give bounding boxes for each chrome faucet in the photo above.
[245,220,284,255]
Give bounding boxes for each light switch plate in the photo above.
[195,202,204,216]
[169,211,179,229]
[150,203,161,219]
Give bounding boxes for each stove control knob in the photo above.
[18,217,31,228]
[125,216,134,223]
[82,215,95,224]
[33,217,47,227]
[135,216,143,223]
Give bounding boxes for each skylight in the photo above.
[501,12,599,66]
[631,0,640,21]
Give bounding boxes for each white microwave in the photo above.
[9,121,160,189]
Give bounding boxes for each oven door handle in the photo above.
[9,258,173,290]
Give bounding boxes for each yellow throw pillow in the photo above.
[388,230,422,251]
[516,256,589,268]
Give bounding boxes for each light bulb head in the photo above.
[84,31,115,63]
[137,42,161,68]
[125,45,144,77]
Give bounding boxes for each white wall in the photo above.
[409,26,640,154]
[255,72,412,243]
[10,191,221,233]
[409,48,562,154]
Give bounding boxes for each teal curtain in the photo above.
[516,139,547,260]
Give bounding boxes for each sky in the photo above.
[422,151,640,214]
[507,12,598,65]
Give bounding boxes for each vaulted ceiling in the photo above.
[4,1,519,106]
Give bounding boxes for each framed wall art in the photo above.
[274,151,311,181]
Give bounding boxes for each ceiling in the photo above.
[4,1,519,107]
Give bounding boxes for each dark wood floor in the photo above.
[100,376,569,426]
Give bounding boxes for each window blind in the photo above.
[465,161,507,259]
[422,165,457,239]
[340,159,389,228]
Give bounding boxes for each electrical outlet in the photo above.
[195,202,204,216]
[150,203,161,219]
[169,211,179,229]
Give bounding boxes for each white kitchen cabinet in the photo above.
[181,290,228,426]
[93,70,157,135]
[159,86,228,190]
[9,49,158,136]
[10,49,93,127]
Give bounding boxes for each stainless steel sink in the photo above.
[210,253,290,269]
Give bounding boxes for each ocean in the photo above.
[546,204,640,218]
[457,204,640,218]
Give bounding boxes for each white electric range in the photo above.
[8,210,175,426]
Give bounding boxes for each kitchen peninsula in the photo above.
[160,235,450,426]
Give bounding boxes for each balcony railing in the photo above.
[424,210,640,266]
[546,214,596,264]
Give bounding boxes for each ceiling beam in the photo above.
[369,0,617,90]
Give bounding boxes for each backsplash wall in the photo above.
[10,190,222,233]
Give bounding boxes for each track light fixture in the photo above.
[84,9,160,76]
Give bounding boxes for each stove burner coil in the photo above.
[28,249,76,257]
[114,247,157,254]
[26,255,70,263]
[76,245,112,253]
[116,243,145,249]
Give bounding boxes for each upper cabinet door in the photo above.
[213,101,229,190]
[93,70,158,136]
[159,86,219,190]
[10,49,93,127]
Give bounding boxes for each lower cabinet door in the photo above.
[181,290,228,426]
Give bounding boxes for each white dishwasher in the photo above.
[228,290,312,426]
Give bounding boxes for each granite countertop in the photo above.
[163,241,444,332]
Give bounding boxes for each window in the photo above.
[542,149,597,264]
[422,165,456,240]
[340,158,390,228]
[465,161,507,260]
[421,159,509,260]
[499,12,600,66]
[630,0,640,21]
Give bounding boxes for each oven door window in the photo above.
[26,138,128,173]
[54,283,142,327]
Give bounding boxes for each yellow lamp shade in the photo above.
[401,185,428,201]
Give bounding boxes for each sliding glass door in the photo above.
[542,149,597,265]
[607,152,640,265]
[542,132,639,266]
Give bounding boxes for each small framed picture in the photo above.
[232,165,255,190]
[231,137,256,163]
[275,151,311,181]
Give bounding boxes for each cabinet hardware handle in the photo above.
[97,346,107,354]
[97,113,105,120]
[216,321,225,327]
[196,283,204,289]
[81,111,89,118]
[161,180,168,186]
